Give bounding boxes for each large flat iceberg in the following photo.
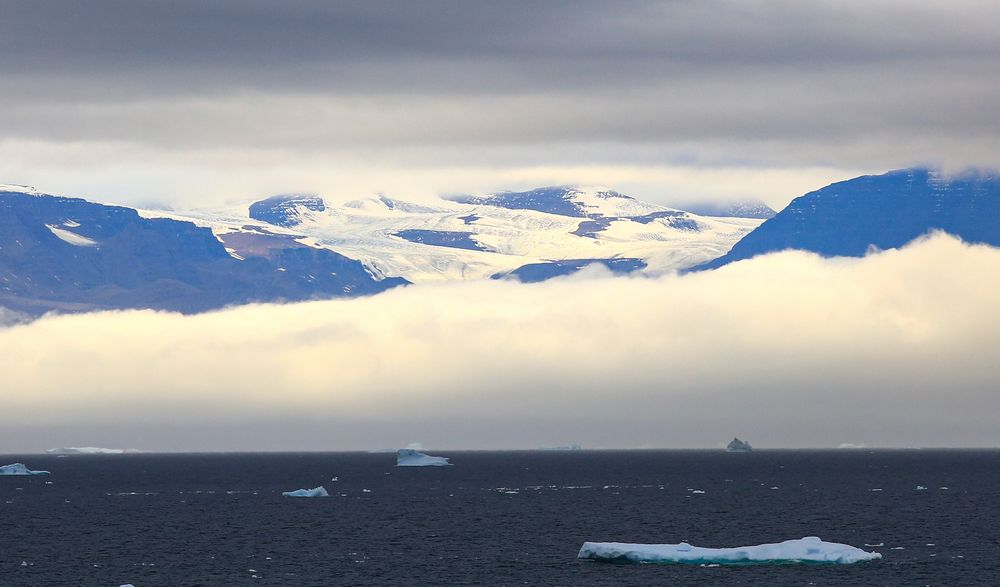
[578,537,882,565]
[396,448,451,467]
[282,486,329,498]
[0,463,51,476]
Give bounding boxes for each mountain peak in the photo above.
[248,193,325,227]
[448,185,670,219]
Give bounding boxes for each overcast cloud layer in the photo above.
[2,1,999,208]
[1,234,997,452]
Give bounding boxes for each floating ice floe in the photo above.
[578,536,882,565]
[396,449,451,467]
[0,463,50,476]
[281,486,329,498]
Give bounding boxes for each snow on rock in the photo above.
[396,449,451,467]
[45,224,98,247]
[281,486,329,498]
[0,463,51,475]
[0,183,43,195]
[578,537,882,565]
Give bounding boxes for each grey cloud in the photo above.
[4,1,999,91]
[2,1,1000,207]
[0,234,997,452]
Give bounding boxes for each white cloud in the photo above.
[1,233,997,451]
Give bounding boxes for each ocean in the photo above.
[2,450,997,585]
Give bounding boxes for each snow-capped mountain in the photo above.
[0,186,405,316]
[696,168,1000,270]
[247,193,326,227]
[449,186,673,218]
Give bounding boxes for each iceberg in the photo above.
[0,463,51,476]
[396,448,451,467]
[541,444,583,451]
[578,537,882,565]
[726,437,752,452]
[46,447,128,455]
[281,486,329,498]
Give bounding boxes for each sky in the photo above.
[3,1,1000,210]
[1,234,999,452]
[2,2,999,452]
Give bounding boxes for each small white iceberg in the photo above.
[578,536,882,565]
[281,486,329,498]
[396,448,451,467]
[0,463,50,476]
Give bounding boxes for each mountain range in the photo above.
[1,167,998,317]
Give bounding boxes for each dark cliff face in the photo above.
[696,168,1000,270]
[0,189,405,316]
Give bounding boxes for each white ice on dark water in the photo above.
[396,449,451,467]
[0,463,50,475]
[281,486,329,498]
[578,537,882,565]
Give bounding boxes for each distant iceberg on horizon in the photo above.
[0,463,51,476]
[282,486,329,498]
[578,536,882,565]
[541,444,583,451]
[396,448,451,467]
[726,437,752,452]
[46,447,137,455]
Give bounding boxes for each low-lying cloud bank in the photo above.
[1,233,998,452]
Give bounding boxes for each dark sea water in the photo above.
[2,450,998,586]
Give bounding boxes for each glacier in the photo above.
[0,463,51,475]
[281,486,329,498]
[578,537,882,565]
[396,449,451,467]
[186,185,764,284]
